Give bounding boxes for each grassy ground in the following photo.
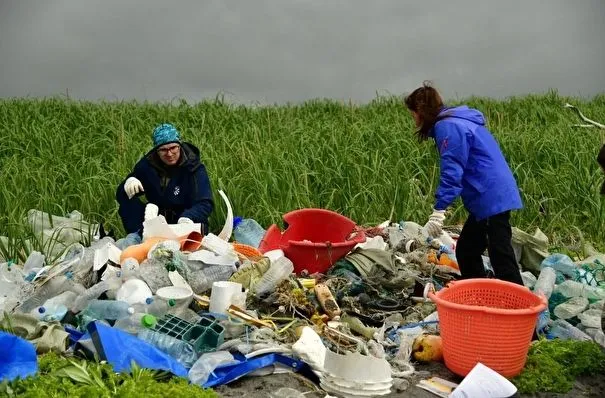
[1,92,604,256]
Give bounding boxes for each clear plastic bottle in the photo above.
[17,273,84,313]
[143,296,177,318]
[115,232,142,251]
[71,276,123,313]
[533,267,557,299]
[23,251,45,280]
[541,254,577,278]
[137,329,198,368]
[535,308,551,334]
[114,313,157,334]
[33,303,68,322]
[547,319,592,341]
[553,296,589,320]
[521,271,538,289]
[555,280,605,300]
[43,291,78,310]
[254,256,294,296]
[203,265,235,283]
[0,261,24,297]
[121,258,140,280]
[82,299,134,320]
[233,217,266,248]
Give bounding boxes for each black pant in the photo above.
[455,211,524,286]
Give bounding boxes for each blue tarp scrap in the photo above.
[0,331,38,382]
[86,321,188,377]
[204,352,317,388]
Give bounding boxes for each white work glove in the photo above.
[124,177,144,199]
[177,217,194,224]
[424,209,446,238]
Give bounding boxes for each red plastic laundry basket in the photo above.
[428,279,546,378]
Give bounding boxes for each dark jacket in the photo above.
[116,142,214,234]
[430,106,523,220]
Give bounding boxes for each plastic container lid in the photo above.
[142,314,157,328]
[168,299,176,306]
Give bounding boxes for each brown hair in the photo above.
[404,81,444,140]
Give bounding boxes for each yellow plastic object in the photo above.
[299,278,316,289]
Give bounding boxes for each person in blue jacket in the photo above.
[116,123,214,237]
[404,82,524,285]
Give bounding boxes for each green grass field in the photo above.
[1,92,604,257]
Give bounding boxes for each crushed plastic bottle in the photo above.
[71,276,123,313]
[233,217,266,248]
[547,319,593,341]
[553,296,589,320]
[120,258,140,280]
[43,291,78,310]
[115,232,142,251]
[533,267,557,299]
[536,308,551,334]
[23,251,45,281]
[521,271,538,289]
[254,256,294,296]
[1,261,25,298]
[114,313,157,334]
[554,280,605,300]
[541,254,577,278]
[17,273,85,313]
[188,265,234,294]
[137,329,198,368]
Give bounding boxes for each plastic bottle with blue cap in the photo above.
[232,216,266,248]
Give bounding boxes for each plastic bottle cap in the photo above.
[127,307,135,315]
[38,307,46,314]
[167,299,176,307]
[146,297,153,305]
[233,216,243,228]
[65,271,74,279]
[141,314,157,328]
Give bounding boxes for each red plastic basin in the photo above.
[258,208,365,275]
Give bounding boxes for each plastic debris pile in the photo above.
[1,201,604,397]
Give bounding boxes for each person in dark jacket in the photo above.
[116,123,214,236]
[404,82,524,285]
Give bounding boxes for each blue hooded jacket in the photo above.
[431,106,522,220]
[116,142,214,234]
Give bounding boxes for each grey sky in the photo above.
[0,0,603,104]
